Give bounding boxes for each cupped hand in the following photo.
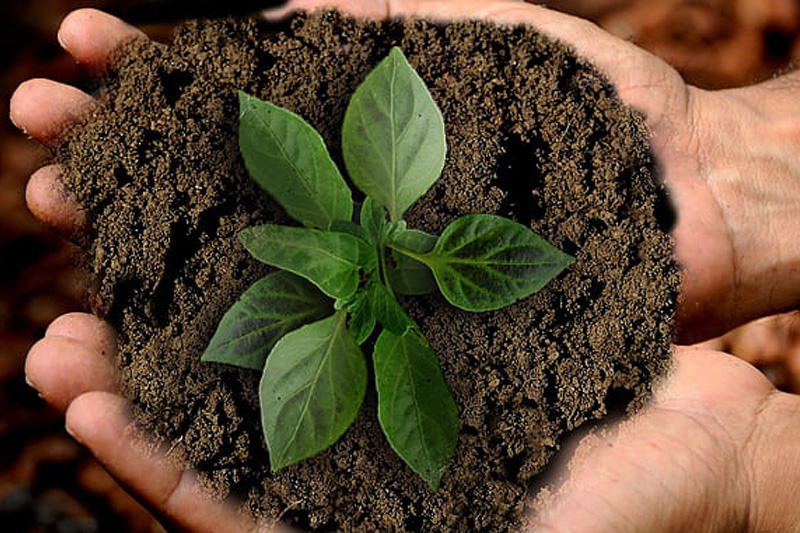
[270,0,800,344]
[26,314,282,532]
[12,2,800,532]
[13,11,291,532]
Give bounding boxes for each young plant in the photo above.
[202,47,575,490]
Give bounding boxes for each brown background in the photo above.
[1,0,798,530]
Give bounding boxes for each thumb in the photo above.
[272,0,686,128]
[66,392,293,533]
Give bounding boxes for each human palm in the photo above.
[12,2,800,532]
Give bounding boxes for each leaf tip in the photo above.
[266,438,294,473]
[238,90,254,115]
[199,349,214,363]
[559,248,578,271]
[269,458,287,473]
[237,227,251,245]
[424,468,444,491]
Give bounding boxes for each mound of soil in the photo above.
[57,10,679,532]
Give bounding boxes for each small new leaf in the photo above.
[342,47,446,221]
[239,92,353,229]
[344,289,376,345]
[261,311,366,471]
[415,214,575,311]
[202,271,333,370]
[240,224,376,300]
[374,329,459,490]
[368,281,413,335]
[360,196,387,245]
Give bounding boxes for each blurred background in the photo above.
[1,0,799,530]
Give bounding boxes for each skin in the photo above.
[698,312,800,391]
[10,1,800,531]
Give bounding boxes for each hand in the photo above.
[13,11,289,532]
[12,2,800,532]
[269,0,800,344]
[698,312,800,392]
[26,314,279,532]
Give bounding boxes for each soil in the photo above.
[56,10,680,532]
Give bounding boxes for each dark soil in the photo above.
[56,10,680,532]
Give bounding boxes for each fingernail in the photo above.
[64,419,87,445]
[25,374,40,392]
[8,110,26,134]
[56,24,67,50]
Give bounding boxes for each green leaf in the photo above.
[240,224,376,300]
[344,289,376,345]
[261,311,366,471]
[342,47,446,221]
[330,220,371,243]
[202,271,333,370]
[412,214,575,311]
[388,229,437,295]
[368,281,413,335]
[360,196,387,245]
[383,220,408,244]
[389,228,437,252]
[239,91,353,229]
[373,329,458,490]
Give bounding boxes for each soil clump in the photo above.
[57,10,680,532]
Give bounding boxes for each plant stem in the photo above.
[386,243,424,263]
[378,244,395,298]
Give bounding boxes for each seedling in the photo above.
[202,47,574,490]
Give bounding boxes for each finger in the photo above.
[58,8,147,73]
[66,392,292,533]
[789,342,800,393]
[26,313,119,412]
[26,165,90,243]
[721,317,790,365]
[656,346,774,407]
[691,336,725,352]
[9,79,95,145]
[46,312,119,357]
